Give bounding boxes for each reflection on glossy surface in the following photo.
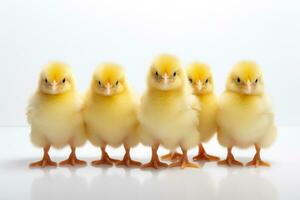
[217,169,278,200]
[31,169,88,200]
[88,168,141,200]
[139,169,216,200]
[28,164,277,200]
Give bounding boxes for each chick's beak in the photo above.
[245,81,252,94]
[162,73,169,84]
[105,82,111,95]
[196,80,203,91]
[51,81,58,93]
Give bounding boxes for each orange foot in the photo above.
[246,144,270,167]
[30,156,57,168]
[92,151,119,166]
[30,146,57,168]
[141,144,168,169]
[246,158,270,167]
[218,153,243,167]
[193,153,220,162]
[141,159,168,169]
[170,149,199,169]
[60,155,86,166]
[161,152,182,161]
[169,160,199,169]
[116,151,141,168]
[246,151,270,167]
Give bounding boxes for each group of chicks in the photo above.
[27,54,277,169]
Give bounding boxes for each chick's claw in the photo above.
[116,158,141,167]
[169,149,199,169]
[193,153,220,162]
[92,152,119,166]
[169,160,199,169]
[30,158,57,168]
[246,145,271,167]
[161,152,182,161]
[30,147,57,168]
[91,158,117,166]
[246,159,270,167]
[141,160,168,169]
[218,154,243,167]
[246,152,270,167]
[116,152,141,167]
[218,159,243,167]
[60,157,86,166]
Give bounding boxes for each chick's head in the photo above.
[92,63,127,96]
[227,61,264,95]
[39,62,75,95]
[148,54,185,91]
[187,62,214,95]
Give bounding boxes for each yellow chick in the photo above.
[138,54,200,169]
[217,61,277,167]
[161,62,220,162]
[187,62,220,161]
[83,63,141,167]
[27,62,86,167]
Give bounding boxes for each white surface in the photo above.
[1,0,300,126]
[0,126,299,200]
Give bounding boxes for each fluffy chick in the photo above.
[27,62,86,167]
[217,61,277,167]
[161,62,220,162]
[187,62,220,162]
[138,54,200,169]
[83,63,141,167]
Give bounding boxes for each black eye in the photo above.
[188,78,193,83]
[45,78,48,84]
[62,78,66,83]
[205,79,209,84]
[237,77,241,83]
[98,81,101,86]
[116,81,119,86]
[173,72,176,77]
[155,71,159,76]
[255,79,258,83]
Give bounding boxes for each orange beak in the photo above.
[51,81,58,93]
[162,73,169,84]
[196,80,203,91]
[105,82,112,96]
[245,81,252,94]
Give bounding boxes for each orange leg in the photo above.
[161,151,182,161]
[246,144,270,167]
[116,146,141,167]
[169,148,199,169]
[218,147,243,167]
[141,144,168,169]
[193,144,220,162]
[60,146,86,166]
[91,145,120,166]
[30,145,57,168]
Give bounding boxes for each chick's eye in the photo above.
[255,79,258,83]
[155,71,159,76]
[237,77,241,83]
[62,78,66,83]
[115,81,119,86]
[188,78,193,83]
[45,78,48,84]
[205,79,209,84]
[173,72,177,77]
[98,81,101,86]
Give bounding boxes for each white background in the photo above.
[1,1,300,200]
[0,0,300,127]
